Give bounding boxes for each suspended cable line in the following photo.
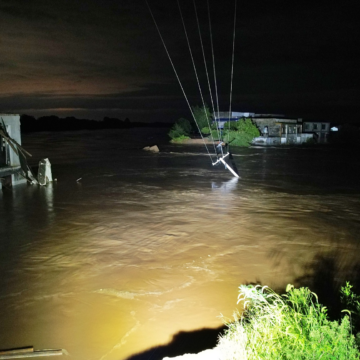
[205,0,225,160]
[193,0,221,145]
[145,0,214,162]
[177,0,217,156]
[146,0,240,178]
[206,0,221,138]
[227,0,238,145]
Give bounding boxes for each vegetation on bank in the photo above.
[168,118,192,141]
[170,134,191,143]
[211,118,260,147]
[168,105,212,143]
[168,106,260,146]
[217,283,360,360]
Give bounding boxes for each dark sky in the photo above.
[1,0,359,123]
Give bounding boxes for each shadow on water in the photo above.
[125,326,226,360]
[125,250,360,360]
[294,251,360,320]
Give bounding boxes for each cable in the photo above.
[193,0,220,150]
[206,0,224,157]
[227,0,238,146]
[146,0,215,162]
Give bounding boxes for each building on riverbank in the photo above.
[214,112,255,129]
[250,116,315,145]
[302,121,331,143]
[213,112,314,145]
[0,114,27,189]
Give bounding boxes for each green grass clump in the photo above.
[218,284,360,360]
[170,134,191,143]
[340,282,360,345]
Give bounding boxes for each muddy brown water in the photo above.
[1,129,360,359]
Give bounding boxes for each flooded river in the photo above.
[1,128,360,359]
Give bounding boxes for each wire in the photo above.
[227,0,238,145]
[206,0,224,157]
[146,0,239,167]
[178,0,217,156]
[146,0,215,162]
[193,0,220,149]
[192,1,218,155]
[207,0,220,122]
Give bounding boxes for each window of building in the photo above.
[321,123,326,130]
[288,125,296,134]
[313,124,318,130]
[305,124,310,130]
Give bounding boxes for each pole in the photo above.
[212,153,240,178]
[219,158,240,178]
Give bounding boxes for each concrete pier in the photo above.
[0,114,27,189]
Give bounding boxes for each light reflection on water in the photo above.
[0,129,360,359]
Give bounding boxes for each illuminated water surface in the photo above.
[0,129,359,359]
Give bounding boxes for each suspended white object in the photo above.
[212,153,240,178]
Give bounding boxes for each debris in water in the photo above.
[143,145,159,153]
[37,158,53,186]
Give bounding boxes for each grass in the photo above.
[217,284,360,360]
[170,135,191,143]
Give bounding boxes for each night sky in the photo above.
[1,0,359,123]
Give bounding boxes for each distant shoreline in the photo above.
[20,114,171,133]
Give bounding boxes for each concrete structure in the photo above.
[213,112,287,129]
[214,113,310,145]
[0,114,27,189]
[213,111,334,145]
[303,121,331,143]
[251,117,307,145]
[214,112,255,129]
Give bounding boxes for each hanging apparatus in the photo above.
[212,141,240,178]
[212,153,238,178]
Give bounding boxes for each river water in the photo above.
[1,128,360,360]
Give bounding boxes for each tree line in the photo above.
[20,115,171,133]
